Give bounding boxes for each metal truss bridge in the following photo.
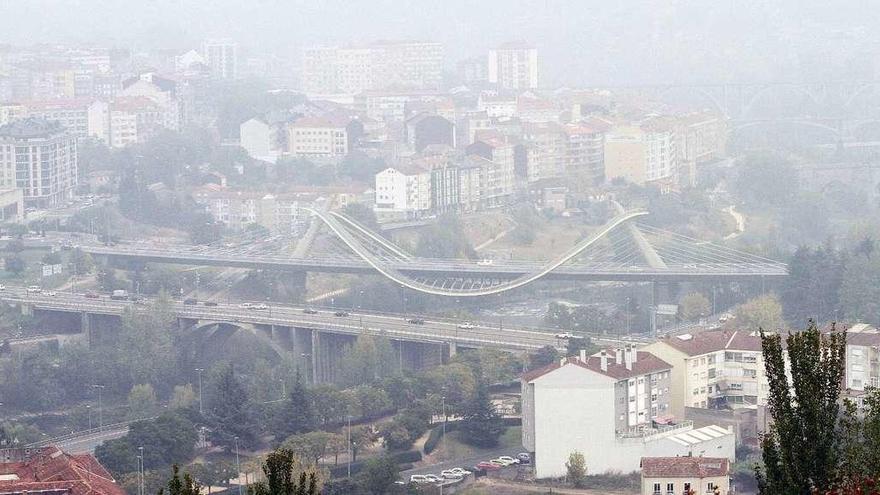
[84,208,787,297]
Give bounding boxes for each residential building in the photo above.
[287,115,350,158]
[457,57,488,86]
[21,98,108,140]
[301,41,443,95]
[640,456,730,495]
[517,95,560,123]
[841,324,880,393]
[240,117,288,163]
[0,103,26,125]
[0,445,125,495]
[521,348,735,477]
[522,121,566,182]
[373,163,431,219]
[0,187,23,222]
[108,96,166,147]
[0,118,78,208]
[119,73,181,132]
[564,121,607,184]
[405,113,455,152]
[203,39,238,80]
[644,330,771,419]
[604,120,677,186]
[192,187,314,233]
[488,42,539,91]
[477,94,517,119]
[675,112,728,186]
[466,136,517,207]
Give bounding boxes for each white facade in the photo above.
[488,44,539,90]
[844,324,880,392]
[374,166,431,216]
[0,118,78,208]
[288,119,349,158]
[522,358,735,478]
[240,118,282,163]
[203,39,238,80]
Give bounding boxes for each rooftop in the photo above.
[640,455,729,478]
[0,445,124,495]
[658,329,764,356]
[522,349,671,382]
[0,117,68,139]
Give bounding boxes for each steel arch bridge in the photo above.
[306,208,787,297]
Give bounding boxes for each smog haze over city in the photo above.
[0,2,879,495]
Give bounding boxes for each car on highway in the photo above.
[239,303,253,309]
[203,301,218,307]
[474,461,501,471]
[496,456,520,465]
[26,285,42,293]
[184,298,198,306]
[0,284,5,290]
[84,291,99,299]
[46,291,57,297]
[440,470,464,479]
[253,303,269,310]
[457,322,476,330]
[302,308,319,315]
[555,332,574,339]
[516,453,531,464]
[407,318,425,324]
[476,259,493,265]
[334,311,350,317]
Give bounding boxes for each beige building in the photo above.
[0,118,78,208]
[0,103,26,126]
[605,121,677,186]
[675,112,728,186]
[644,330,770,419]
[192,187,313,233]
[640,456,730,495]
[466,136,517,208]
[522,121,566,182]
[488,42,539,91]
[287,116,350,158]
[564,121,607,184]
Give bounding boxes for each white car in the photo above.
[476,259,493,266]
[497,456,520,465]
[0,284,5,290]
[238,303,253,309]
[491,457,516,466]
[409,475,430,484]
[423,474,444,483]
[457,322,476,330]
[26,285,42,293]
[252,303,269,310]
[46,291,57,296]
[448,468,472,476]
[555,332,574,339]
[440,470,463,479]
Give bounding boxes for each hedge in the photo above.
[423,422,460,455]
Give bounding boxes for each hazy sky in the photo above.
[2,0,878,85]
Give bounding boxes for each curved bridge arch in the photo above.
[307,208,649,297]
[731,120,841,142]
[741,84,822,121]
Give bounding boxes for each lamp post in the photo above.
[441,395,447,460]
[91,384,105,427]
[138,446,144,495]
[195,368,204,415]
[347,415,352,478]
[86,405,92,430]
[234,436,242,495]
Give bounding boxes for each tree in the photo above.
[170,384,197,410]
[734,295,785,332]
[359,455,402,495]
[733,151,799,209]
[348,425,376,462]
[3,254,25,275]
[754,321,846,494]
[158,464,202,495]
[545,302,574,329]
[566,336,598,358]
[458,381,505,448]
[247,448,320,495]
[781,246,845,325]
[415,214,475,259]
[566,451,587,488]
[326,433,346,465]
[282,431,334,465]
[679,292,711,320]
[839,252,880,326]
[127,383,159,420]
[206,364,257,450]
[528,346,560,370]
[70,248,95,274]
[274,371,316,439]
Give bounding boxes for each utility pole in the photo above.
[347,415,352,477]
[234,436,242,495]
[195,368,204,414]
[441,396,446,461]
[138,446,144,495]
[92,384,105,427]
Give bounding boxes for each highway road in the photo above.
[53,427,129,454]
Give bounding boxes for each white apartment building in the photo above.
[605,121,677,186]
[203,39,238,80]
[374,164,431,218]
[192,187,312,233]
[640,457,731,495]
[302,41,443,95]
[565,121,607,184]
[466,136,517,208]
[488,42,539,91]
[287,116,349,158]
[240,117,286,163]
[842,324,880,393]
[522,121,566,182]
[644,330,770,419]
[0,118,78,208]
[21,98,108,140]
[522,349,735,477]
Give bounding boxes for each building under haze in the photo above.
[0,118,78,208]
[202,39,238,80]
[0,445,125,495]
[488,42,539,91]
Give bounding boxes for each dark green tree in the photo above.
[528,346,560,370]
[3,254,25,274]
[247,448,318,495]
[157,464,202,495]
[274,371,316,440]
[415,214,476,259]
[358,455,403,495]
[206,364,258,450]
[458,381,505,448]
[755,321,846,495]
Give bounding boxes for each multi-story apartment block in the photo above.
[302,41,443,95]
[564,121,606,184]
[842,324,880,394]
[644,330,770,419]
[202,39,238,80]
[605,120,677,186]
[192,187,313,233]
[373,163,432,219]
[457,57,488,86]
[675,111,728,186]
[522,121,566,182]
[488,42,539,91]
[240,117,289,163]
[466,136,517,207]
[287,116,350,158]
[477,94,517,119]
[522,347,734,477]
[0,118,78,208]
[0,102,27,125]
[21,98,107,140]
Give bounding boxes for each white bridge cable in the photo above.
[635,223,785,266]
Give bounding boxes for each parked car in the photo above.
[302,308,319,315]
[440,470,464,479]
[497,456,520,465]
[457,322,476,330]
[475,462,501,471]
[184,298,198,306]
[407,318,425,324]
[110,289,129,300]
[448,468,472,476]
[334,311,350,317]
[423,475,444,483]
[203,301,219,307]
[46,291,57,297]
[516,453,531,464]
[239,303,253,309]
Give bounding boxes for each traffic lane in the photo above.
[56,428,129,454]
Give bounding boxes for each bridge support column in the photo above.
[81,312,92,347]
[20,303,32,317]
[442,341,458,364]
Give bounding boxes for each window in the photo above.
[653,483,661,493]
[667,483,674,492]
[708,482,715,491]
[708,368,716,379]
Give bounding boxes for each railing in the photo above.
[617,420,694,439]
[24,417,155,448]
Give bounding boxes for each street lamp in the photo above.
[138,446,145,495]
[86,405,92,430]
[91,384,105,427]
[195,368,204,415]
[441,396,447,460]
[234,436,242,495]
[347,415,352,478]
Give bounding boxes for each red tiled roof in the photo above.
[291,115,351,129]
[657,329,764,357]
[640,456,729,478]
[0,446,125,495]
[522,350,671,382]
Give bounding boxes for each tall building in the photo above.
[287,115,350,158]
[0,118,78,208]
[488,42,539,91]
[202,39,238,80]
[301,41,443,95]
[604,120,677,186]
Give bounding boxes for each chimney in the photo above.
[624,344,633,371]
[600,350,608,372]
[560,357,567,366]
[579,349,587,363]
[615,348,623,365]
[631,346,638,363]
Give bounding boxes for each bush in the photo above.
[423,422,461,455]
[391,450,422,464]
